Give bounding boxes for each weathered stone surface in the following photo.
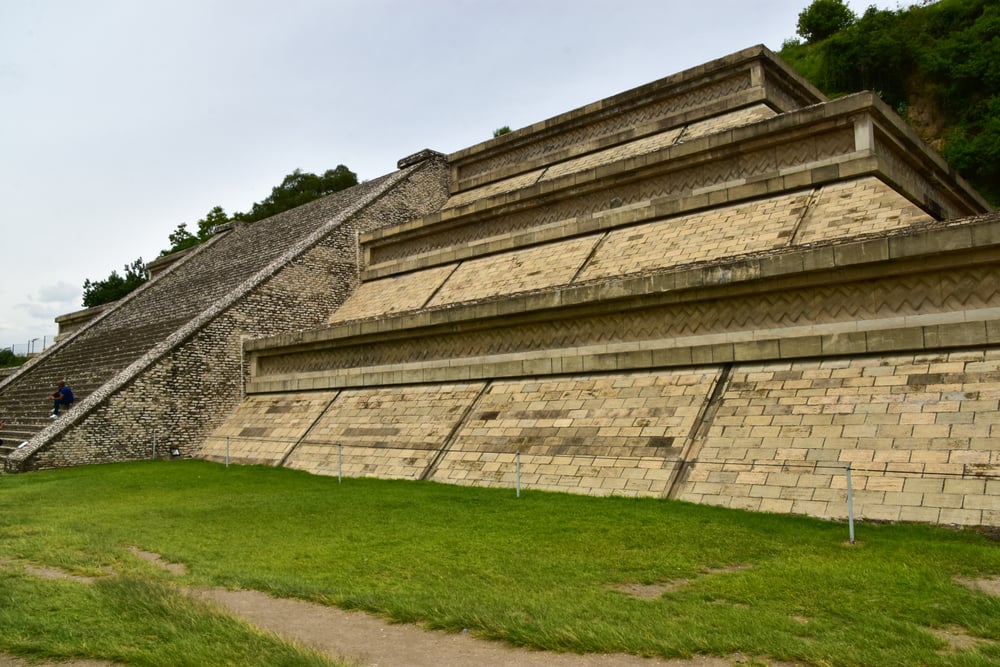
[235,47,996,527]
[7,46,997,530]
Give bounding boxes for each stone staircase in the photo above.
[1,155,450,472]
[0,319,186,463]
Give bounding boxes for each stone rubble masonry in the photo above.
[3,155,450,472]
[224,46,998,528]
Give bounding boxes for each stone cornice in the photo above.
[447,45,825,194]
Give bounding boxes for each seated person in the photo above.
[48,381,74,418]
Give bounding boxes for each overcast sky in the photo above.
[1,0,898,353]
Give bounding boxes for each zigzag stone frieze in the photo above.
[335,177,931,326]
[255,261,1000,379]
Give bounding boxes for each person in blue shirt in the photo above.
[48,381,74,418]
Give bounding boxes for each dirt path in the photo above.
[193,587,767,667]
[7,574,998,667]
[0,552,810,666]
[0,583,790,667]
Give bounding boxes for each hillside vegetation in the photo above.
[779,0,1000,206]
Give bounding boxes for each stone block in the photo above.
[938,508,983,525]
[924,322,988,349]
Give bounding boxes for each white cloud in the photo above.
[37,281,81,304]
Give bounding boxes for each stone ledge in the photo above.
[447,45,823,194]
[248,215,1000,357]
[247,315,1000,393]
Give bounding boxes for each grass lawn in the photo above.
[1,460,998,666]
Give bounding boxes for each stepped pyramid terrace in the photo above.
[3,46,998,527]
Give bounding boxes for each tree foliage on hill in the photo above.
[0,348,28,368]
[82,258,150,308]
[82,165,358,308]
[163,165,358,255]
[164,205,230,255]
[234,165,357,224]
[780,0,1000,205]
[796,0,856,42]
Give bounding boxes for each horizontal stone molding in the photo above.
[248,217,1000,394]
[362,95,989,278]
[246,315,1000,394]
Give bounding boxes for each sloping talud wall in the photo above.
[204,349,999,526]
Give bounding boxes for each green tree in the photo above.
[166,223,198,254]
[161,166,357,257]
[493,126,512,138]
[0,348,27,368]
[781,0,1000,206]
[797,0,856,42]
[234,165,357,224]
[164,205,230,255]
[82,258,149,308]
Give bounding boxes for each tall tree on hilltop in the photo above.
[235,165,358,224]
[86,164,359,307]
[165,205,230,255]
[82,258,149,308]
[796,0,856,42]
[781,0,1000,205]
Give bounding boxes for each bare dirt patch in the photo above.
[609,565,754,600]
[194,587,781,667]
[927,626,992,653]
[955,575,1000,597]
[126,546,188,576]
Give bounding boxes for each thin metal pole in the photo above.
[516,451,521,498]
[152,430,157,459]
[846,462,856,544]
[338,442,343,484]
[226,437,230,468]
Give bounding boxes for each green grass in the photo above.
[1,460,999,666]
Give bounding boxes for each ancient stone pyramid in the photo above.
[5,46,997,527]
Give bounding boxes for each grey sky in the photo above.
[0,0,893,352]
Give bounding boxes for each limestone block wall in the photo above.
[363,93,986,281]
[235,211,1000,526]
[210,353,998,525]
[205,370,722,494]
[447,45,823,193]
[331,176,933,326]
[682,351,1000,526]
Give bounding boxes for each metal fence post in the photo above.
[226,437,230,468]
[846,462,856,544]
[338,442,343,484]
[516,450,521,498]
[152,430,157,460]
